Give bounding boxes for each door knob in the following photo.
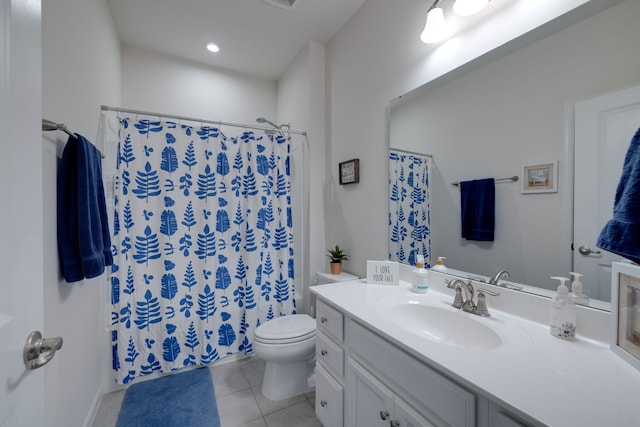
[23,331,63,370]
[578,245,602,256]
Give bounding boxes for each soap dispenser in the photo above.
[412,254,429,293]
[432,257,447,271]
[569,272,590,306]
[549,276,576,340]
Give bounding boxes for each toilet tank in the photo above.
[316,271,359,285]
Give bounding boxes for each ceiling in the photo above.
[107,0,368,81]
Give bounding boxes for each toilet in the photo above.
[253,314,316,401]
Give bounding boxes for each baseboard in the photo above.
[82,381,105,427]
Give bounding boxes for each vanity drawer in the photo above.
[348,320,475,427]
[316,363,344,427]
[316,331,344,377]
[317,299,344,342]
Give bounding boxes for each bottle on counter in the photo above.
[432,256,447,271]
[569,272,590,306]
[412,254,429,293]
[549,276,576,340]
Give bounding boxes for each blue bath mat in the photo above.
[116,368,220,427]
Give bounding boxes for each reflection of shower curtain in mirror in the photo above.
[389,150,432,267]
[110,117,296,384]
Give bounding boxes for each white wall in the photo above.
[325,0,623,279]
[121,45,277,124]
[276,41,326,315]
[389,0,640,289]
[42,0,121,426]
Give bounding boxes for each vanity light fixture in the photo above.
[452,0,489,16]
[420,2,449,44]
[420,0,491,44]
[205,42,221,53]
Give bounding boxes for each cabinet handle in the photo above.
[320,316,328,323]
[321,349,328,356]
[380,410,390,420]
[320,400,328,407]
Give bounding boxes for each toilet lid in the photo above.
[254,314,316,342]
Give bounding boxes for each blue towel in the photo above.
[597,127,640,264]
[57,134,113,282]
[460,178,495,241]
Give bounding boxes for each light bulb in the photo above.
[452,0,489,17]
[206,42,220,53]
[420,7,448,44]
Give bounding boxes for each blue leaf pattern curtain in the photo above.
[111,117,295,384]
[388,150,432,267]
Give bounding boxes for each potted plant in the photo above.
[327,245,349,275]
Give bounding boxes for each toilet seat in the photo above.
[254,314,316,344]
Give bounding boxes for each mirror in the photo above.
[389,0,640,309]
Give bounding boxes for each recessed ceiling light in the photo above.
[206,42,220,53]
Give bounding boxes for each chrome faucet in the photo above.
[489,270,510,286]
[488,269,524,290]
[447,279,476,313]
[446,279,499,317]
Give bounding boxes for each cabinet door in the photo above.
[316,364,344,427]
[394,398,436,427]
[494,411,529,427]
[347,358,394,427]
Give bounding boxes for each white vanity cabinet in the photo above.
[311,279,639,427]
[315,297,475,427]
[315,300,346,427]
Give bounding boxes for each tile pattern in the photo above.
[92,357,321,427]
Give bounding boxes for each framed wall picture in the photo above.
[521,161,558,194]
[611,262,640,371]
[339,158,360,185]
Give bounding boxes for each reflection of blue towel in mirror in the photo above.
[460,178,495,241]
[597,127,640,264]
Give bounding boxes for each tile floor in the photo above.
[91,357,321,427]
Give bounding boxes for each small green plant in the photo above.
[326,245,349,263]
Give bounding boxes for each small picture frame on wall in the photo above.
[521,161,558,194]
[339,158,360,185]
[611,262,640,371]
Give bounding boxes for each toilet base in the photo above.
[261,358,315,401]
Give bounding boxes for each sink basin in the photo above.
[387,303,502,350]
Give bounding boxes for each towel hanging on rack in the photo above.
[57,134,112,282]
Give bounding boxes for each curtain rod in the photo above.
[101,105,307,136]
[390,148,433,158]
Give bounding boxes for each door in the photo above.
[0,0,45,426]
[573,85,640,302]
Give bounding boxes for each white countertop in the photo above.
[310,278,640,427]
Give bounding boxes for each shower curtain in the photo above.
[110,116,296,384]
[389,150,432,268]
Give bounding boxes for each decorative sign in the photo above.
[339,158,360,185]
[366,260,399,286]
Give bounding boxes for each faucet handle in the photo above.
[475,288,500,317]
[477,288,500,297]
[452,287,464,309]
